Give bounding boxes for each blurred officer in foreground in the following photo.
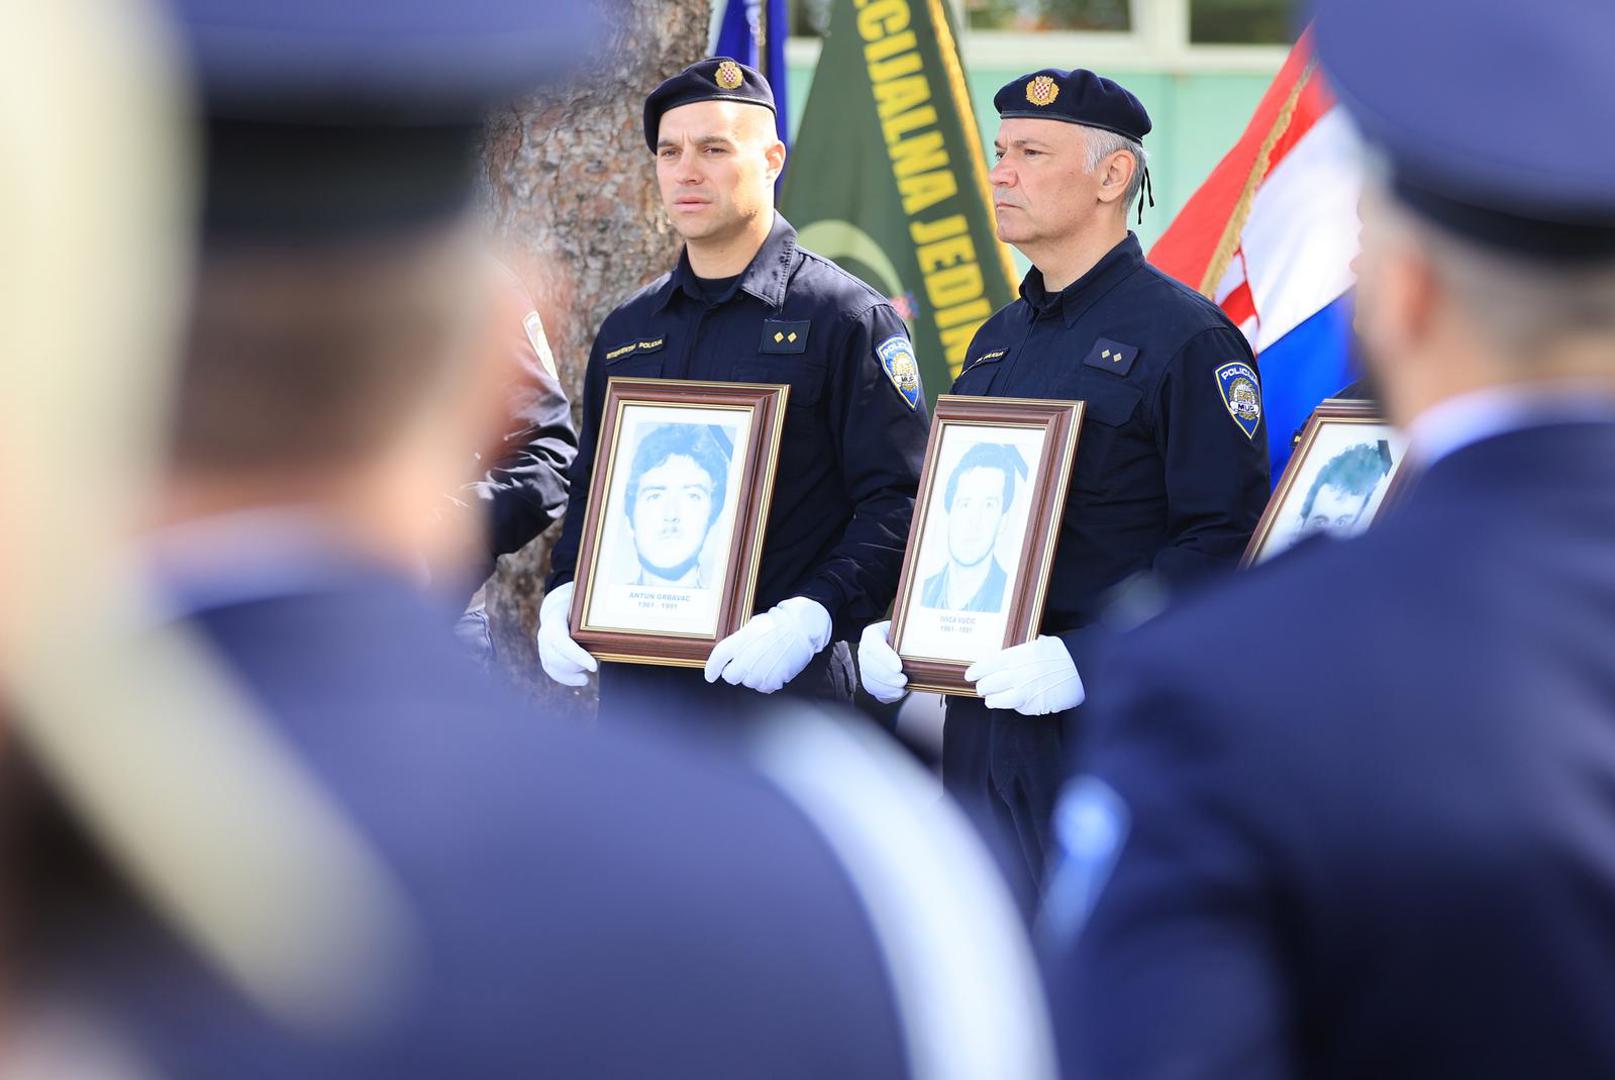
[861,68,1269,892]
[538,58,930,715]
[1042,1,1615,1076]
[107,3,1056,1077]
[448,262,577,663]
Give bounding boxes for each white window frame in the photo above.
[786,0,1290,75]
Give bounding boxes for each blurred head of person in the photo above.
[1298,442,1390,536]
[645,59,784,276]
[990,69,1150,290]
[1318,0,1615,432]
[163,122,518,582]
[1352,178,1615,431]
[623,425,729,585]
[943,443,1023,570]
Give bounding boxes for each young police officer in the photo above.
[540,59,929,714]
[861,69,1269,890]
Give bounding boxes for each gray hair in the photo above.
[1371,170,1615,359]
[1080,125,1147,209]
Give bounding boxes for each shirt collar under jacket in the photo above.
[656,210,798,313]
[1407,384,1615,470]
[1019,231,1144,327]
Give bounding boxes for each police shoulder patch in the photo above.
[1039,776,1131,948]
[875,335,921,410]
[1214,361,1263,440]
[522,310,558,380]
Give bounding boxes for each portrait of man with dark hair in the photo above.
[921,442,1029,613]
[1298,439,1392,538]
[619,422,733,587]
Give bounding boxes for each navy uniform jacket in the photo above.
[548,214,929,640]
[1043,421,1615,1079]
[70,552,1050,1077]
[952,234,1269,660]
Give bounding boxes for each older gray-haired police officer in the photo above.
[861,68,1269,892]
[539,58,929,714]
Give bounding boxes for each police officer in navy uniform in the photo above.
[1041,1,1615,1076]
[451,263,577,663]
[463,264,577,582]
[861,68,1269,891]
[539,59,929,713]
[58,3,1056,1075]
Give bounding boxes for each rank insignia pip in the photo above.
[1215,361,1263,440]
[1082,337,1137,377]
[760,320,810,354]
[876,335,922,410]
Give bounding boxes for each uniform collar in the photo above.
[1407,384,1615,470]
[1019,232,1143,327]
[656,211,798,313]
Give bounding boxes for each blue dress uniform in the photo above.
[1042,0,1615,1075]
[946,233,1268,889]
[548,212,930,711]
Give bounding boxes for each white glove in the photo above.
[703,597,832,694]
[537,582,597,687]
[965,635,1085,716]
[858,620,908,704]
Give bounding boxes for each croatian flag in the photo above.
[1149,31,1362,478]
[712,0,790,151]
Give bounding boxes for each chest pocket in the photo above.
[733,355,828,410]
[603,338,666,379]
[1070,378,1144,495]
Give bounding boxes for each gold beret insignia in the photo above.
[715,61,744,90]
[1026,75,1060,107]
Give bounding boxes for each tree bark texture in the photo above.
[480,0,712,709]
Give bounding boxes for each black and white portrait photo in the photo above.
[1247,403,1408,565]
[919,442,1029,614]
[897,421,1046,665]
[582,404,752,638]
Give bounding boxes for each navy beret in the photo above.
[163,0,600,243]
[643,57,777,152]
[1316,0,1615,257]
[994,68,1151,142]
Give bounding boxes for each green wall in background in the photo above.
[784,58,1275,271]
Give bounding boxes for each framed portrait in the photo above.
[888,395,1083,696]
[569,378,788,668]
[1243,398,1409,567]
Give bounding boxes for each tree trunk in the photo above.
[480,0,712,709]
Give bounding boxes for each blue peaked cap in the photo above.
[160,0,603,241]
[1315,0,1615,257]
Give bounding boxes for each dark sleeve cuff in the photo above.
[794,576,850,636]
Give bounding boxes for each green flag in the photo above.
[780,0,1017,402]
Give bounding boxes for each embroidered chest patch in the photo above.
[1082,337,1138,377]
[760,320,810,354]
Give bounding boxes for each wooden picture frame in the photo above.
[569,377,788,668]
[888,395,1083,697]
[1243,398,1409,567]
